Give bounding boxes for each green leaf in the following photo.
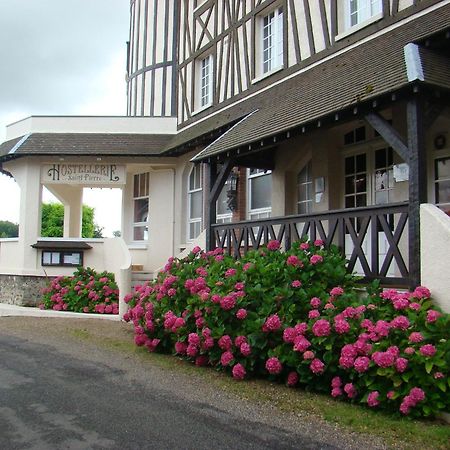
[425,361,433,374]
[437,381,447,392]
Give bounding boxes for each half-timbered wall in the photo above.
[127,0,178,117]
[177,0,435,125]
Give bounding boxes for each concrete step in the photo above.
[131,271,154,288]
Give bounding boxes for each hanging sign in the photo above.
[41,163,126,185]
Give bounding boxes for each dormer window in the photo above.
[257,7,283,77]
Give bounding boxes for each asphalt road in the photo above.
[0,318,384,450]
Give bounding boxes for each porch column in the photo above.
[7,159,43,271]
[407,96,427,288]
[45,185,83,237]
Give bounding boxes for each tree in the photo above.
[41,203,103,238]
[0,220,19,238]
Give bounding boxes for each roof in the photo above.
[184,7,450,161]
[31,240,92,250]
[0,133,175,161]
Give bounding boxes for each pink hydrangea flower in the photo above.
[232,363,246,380]
[314,239,324,247]
[331,377,342,388]
[303,350,315,360]
[220,351,234,366]
[291,280,302,288]
[236,308,247,320]
[312,319,331,337]
[344,383,357,398]
[293,335,311,352]
[372,351,395,368]
[334,319,350,334]
[386,391,395,400]
[410,387,425,402]
[243,263,253,272]
[220,296,236,310]
[240,343,251,356]
[426,310,442,323]
[331,387,342,397]
[234,335,247,347]
[286,255,301,267]
[310,358,325,374]
[175,341,187,354]
[374,320,391,337]
[294,322,308,334]
[283,327,297,343]
[218,335,232,350]
[203,337,214,349]
[404,347,415,355]
[354,356,370,373]
[413,286,431,299]
[195,355,209,367]
[310,297,321,309]
[433,372,445,379]
[287,371,299,387]
[265,357,283,375]
[395,357,408,373]
[224,268,237,278]
[367,391,380,407]
[308,310,320,319]
[188,333,200,346]
[330,287,344,296]
[263,314,282,332]
[390,315,410,330]
[300,242,309,250]
[234,282,245,291]
[267,240,281,251]
[192,245,201,254]
[419,344,436,357]
[186,344,198,357]
[408,332,424,343]
[409,302,421,311]
[310,254,323,265]
[339,355,354,369]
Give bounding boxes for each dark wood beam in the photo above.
[210,159,234,204]
[364,112,409,162]
[407,96,427,289]
[204,162,217,251]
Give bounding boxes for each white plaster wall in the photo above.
[420,204,450,313]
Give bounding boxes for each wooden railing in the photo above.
[211,202,411,287]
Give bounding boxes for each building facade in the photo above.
[1,0,449,311]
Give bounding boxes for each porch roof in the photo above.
[0,133,174,161]
[189,10,450,162]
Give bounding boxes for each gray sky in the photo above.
[0,0,129,233]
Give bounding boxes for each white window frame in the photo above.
[133,172,150,242]
[255,6,283,80]
[194,54,213,113]
[216,179,233,224]
[187,165,203,241]
[247,169,272,220]
[297,160,313,215]
[434,155,450,215]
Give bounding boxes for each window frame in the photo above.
[194,53,214,113]
[247,168,272,220]
[187,165,203,241]
[297,160,313,215]
[132,172,150,242]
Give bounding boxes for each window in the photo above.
[216,179,233,224]
[133,172,149,241]
[261,8,283,75]
[344,153,367,209]
[199,54,213,108]
[344,126,366,146]
[435,157,450,215]
[347,0,382,28]
[374,147,394,205]
[188,165,203,240]
[248,169,272,219]
[297,160,313,214]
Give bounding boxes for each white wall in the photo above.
[420,204,450,313]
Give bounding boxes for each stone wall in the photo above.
[0,274,53,306]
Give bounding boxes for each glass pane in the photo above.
[133,174,139,198]
[375,170,387,190]
[189,222,201,240]
[298,200,311,215]
[436,180,450,205]
[436,158,450,180]
[345,196,355,208]
[345,176,355,195]
[216,186,230,216]
[375,149,386,169]
[190,191,202,219]
[345,156,355,174]
[355,174,366,193]
[251,174,272,209]
[355,194,367,207]
[134,198,148,222]
[355,126,366,142]
[134,226,148,241]
[356,153,366,172]
[375,190,388,204]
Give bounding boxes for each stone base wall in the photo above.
[0,275,53,306]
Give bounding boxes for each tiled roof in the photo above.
[0,133,174,160]
[183,6,450,161]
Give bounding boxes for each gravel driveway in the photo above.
[0,317,390,450]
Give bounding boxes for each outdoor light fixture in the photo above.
[226,171,239,212]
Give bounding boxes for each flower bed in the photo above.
[40,267,119,314]
[124,241,449,418]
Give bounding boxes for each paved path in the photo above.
[0,317,389,450]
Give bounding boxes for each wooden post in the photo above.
[407,95,427,288]
[204,162,217,252]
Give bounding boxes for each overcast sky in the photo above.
[0,0,129,235]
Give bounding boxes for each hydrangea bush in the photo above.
[124,241,449,418]
[40,267,119,314]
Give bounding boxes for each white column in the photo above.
[6,159,42,271]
